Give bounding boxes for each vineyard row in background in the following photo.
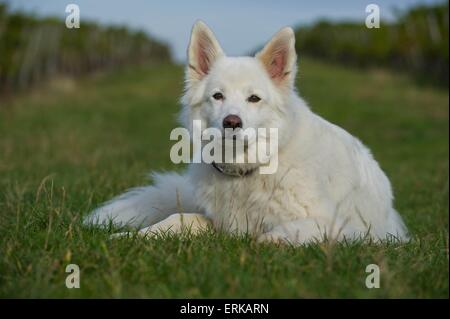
[294,2,449,86]
[0,4,171,95]
[0,2,448,97]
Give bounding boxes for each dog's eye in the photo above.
[247,95,261,103]
[212,92,224,100]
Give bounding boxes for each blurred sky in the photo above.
[4,0,444,62]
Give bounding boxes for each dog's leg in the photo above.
[112,213,212,238]
[257,217,362,245]
[257,219,323,245]
[84,172,200,229]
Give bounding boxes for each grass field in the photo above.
[0,58,448,298]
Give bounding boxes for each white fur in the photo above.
[85,21,408,244]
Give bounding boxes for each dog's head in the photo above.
[180,21,299,174]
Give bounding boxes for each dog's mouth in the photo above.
[222,128,258,143]
[200,128,274,176]
[211,161,258,177]
[207,138,261,177]
[219,137,250,150]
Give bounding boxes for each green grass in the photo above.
[0,58,448,298]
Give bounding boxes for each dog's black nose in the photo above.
[223,114,242,130]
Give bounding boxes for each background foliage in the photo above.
[0,4,171,95]
[295,1,449,86]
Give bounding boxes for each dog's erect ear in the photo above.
[187,21,224,82]
[256,27,297,88]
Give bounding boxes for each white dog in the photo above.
[85,21,408,244]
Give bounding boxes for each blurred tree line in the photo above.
[0,4,171,95]
[295,2,449,86]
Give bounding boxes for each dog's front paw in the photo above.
[109,226,154,239]
[257,232,288,245]
[110,213,212,239]
[150,213,211,235]
[109,230,146,239]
